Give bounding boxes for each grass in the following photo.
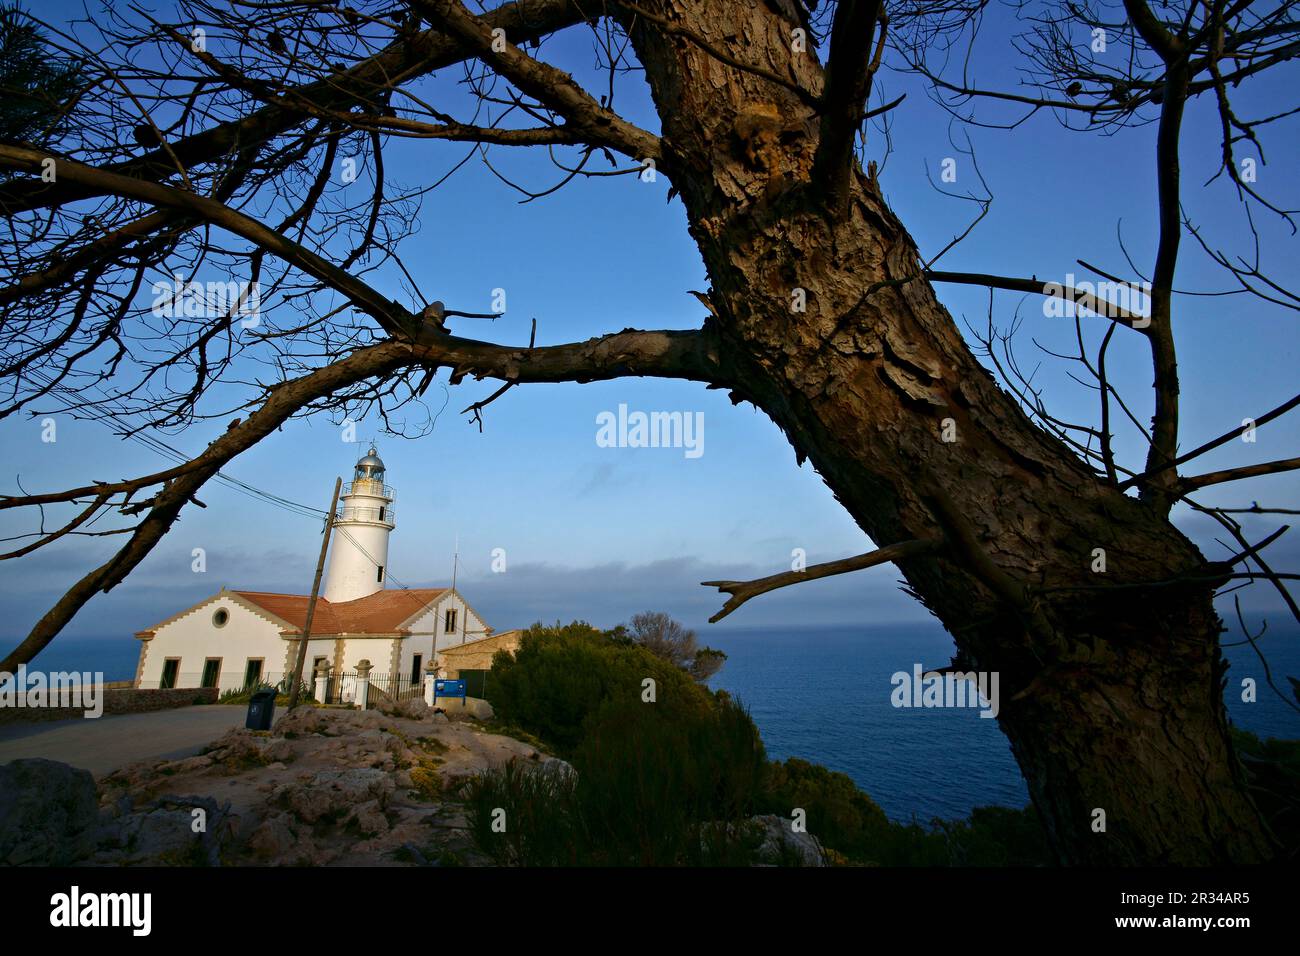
[388,728,447,801]
[408,764,442,801]
[216,680,313,706]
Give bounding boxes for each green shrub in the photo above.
[486,620,712,754]
[464,646,770,865]
[760,757,904,863]
[703,691,768,818]
[758,757,1051,866]
[932,804,1053,866]
[467,618,1055,867]
[461,759,583,866]
[216,682,274,705]
[1231,726,1300,856]
[461,757,772,867]
[216,675,314,707]
[564,691,765,864]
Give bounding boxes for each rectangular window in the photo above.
[378,506,385,522]
[201,659,221,689]
[244,659,264,688]
[161,658,180,690]
[444,608,457,634]
[410,654,423,685]
[377,565,384,583]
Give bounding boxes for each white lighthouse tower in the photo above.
[323,446,396,603]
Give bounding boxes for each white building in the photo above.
[132,448,493,696]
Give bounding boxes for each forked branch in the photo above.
[421,0,661,162]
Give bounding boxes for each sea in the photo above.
[705,622,1300,823]
[21,622,1300,824]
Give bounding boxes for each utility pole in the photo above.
[288,477,342,709]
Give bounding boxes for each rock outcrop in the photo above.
[0,758,98,865]
[3,708,816,867]
[747,814,828,867]
[84,706,545,866]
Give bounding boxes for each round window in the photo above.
[212,608,229,628]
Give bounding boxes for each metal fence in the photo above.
[342,480,395,499]
[318,670,423,707]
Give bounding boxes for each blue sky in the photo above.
[2,2,1297,654]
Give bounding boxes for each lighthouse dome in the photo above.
[354,448,385,481]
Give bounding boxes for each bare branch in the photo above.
[1120,391,1300,489]
[1179,457,1300,493]
[0,143,414,338]
[702,539,938,623]
[926,270,1150,329]
[1,320,724,668]
[0,0,597,214]
[421,0,661,162]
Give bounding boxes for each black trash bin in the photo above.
[245,688,277,730]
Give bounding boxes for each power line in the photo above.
[20,368,326,520]
[21,369,462,635]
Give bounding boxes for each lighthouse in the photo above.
[131,443,511,699]
[323,447,396,603]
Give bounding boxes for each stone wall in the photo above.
[439,629,522,676]
[108,686,220,714]
[0,686,219,725]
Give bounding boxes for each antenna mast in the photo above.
[451,534,463,644]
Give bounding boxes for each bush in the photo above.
[469,618,1054,867]
[932,805,1053,866]
[1231,726,1300,857]
[464,626,772,866]
[462,747,771,866]
[758,758,1051,866]
[760,758,910,864]
[485,621,713,754]
[216,680,308,707]
[618,611,728,682]
[461,759,583,866]
[216,682,275,705]
[568,691,767,864]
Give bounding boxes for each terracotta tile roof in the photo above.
[234,588,447,635]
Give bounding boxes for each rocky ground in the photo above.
[1,699,564,867]
[0,698,827,866]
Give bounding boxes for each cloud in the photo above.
[429,556,934,632]
[0,539,318,648]
[4,504,1297,656]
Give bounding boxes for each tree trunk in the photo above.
[621,0,1275,863]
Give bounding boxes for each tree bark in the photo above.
[619,0,1275,863]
